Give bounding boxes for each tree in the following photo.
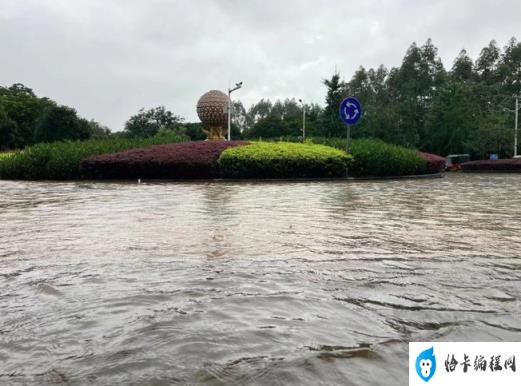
[6,83,36,97]
[232,100,247,132]
[34,105,91,143]
[424,79,476,155]
[85,120,111,138]
[248,115,284,138]
[0,83,110,149]
[384,39,446,147]
[124,106,184,137]
[321,72,347,137]
[498,37,521,95]
[452,50,474,81]
[475,40,500,84]
[0,83,55,148]
[241,97,311,139]
[301,103,323,137]
[183,122,206,141]
[349,67,374,104]
[280,98,303,137]
[236,36,520,157]
[246,99,273,127]
[0,105,18,150]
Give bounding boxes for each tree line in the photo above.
[2,37,520,158]
[0,84,110,150]
[236,37,521,158]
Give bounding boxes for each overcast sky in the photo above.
[1,0,520,130]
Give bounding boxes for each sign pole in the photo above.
[346,124,350,178]
[339,96,362,179]
[346,124,351,153]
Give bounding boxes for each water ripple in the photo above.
[0,173,520,385]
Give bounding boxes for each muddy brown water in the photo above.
[1,173,520,385]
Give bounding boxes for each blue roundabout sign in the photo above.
[339,97,362,125]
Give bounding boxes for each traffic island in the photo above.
[80,140,445,181]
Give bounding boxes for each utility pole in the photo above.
[228,82,243,141]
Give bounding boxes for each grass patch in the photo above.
[218,141,352,178]
[0,133,187,180]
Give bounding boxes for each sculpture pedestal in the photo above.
[203,127,226,140]
[197,90,231,141]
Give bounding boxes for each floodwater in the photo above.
[1,173,520,385]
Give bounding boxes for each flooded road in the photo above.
[1,173,520,385]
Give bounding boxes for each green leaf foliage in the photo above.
[218,141,352,178]
[0,132,187,180]
[308,137,426,177]
[0,83,112,150]
[124,106,185,138]
[0,152,15,161]
[34,105,91,143]
[239,37,520,159]
[350,139,426,177]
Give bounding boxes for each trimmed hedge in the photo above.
[274,137,441,176]
[0,133,187,180]
[218,141,352,178]
[307,138,425,177]
[419,152,446,174]
[82,140,247,179]
[461,158,521,172]
[0,152,15,161]
[0,136,445,181]
[349,139,425,177]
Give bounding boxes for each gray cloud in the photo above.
[1,0,520,130]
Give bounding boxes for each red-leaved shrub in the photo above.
[461,158,521,172]
[81,141,248,179]
[419,152,446,174]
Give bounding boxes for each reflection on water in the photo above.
[1,174,520,385]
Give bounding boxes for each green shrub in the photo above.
[218,141,352,178]
[349,139,425,176]
[0,152,15,161]
[308,137,426,177]
[0,132,187,180]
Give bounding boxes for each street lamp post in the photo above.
[228,82,243,141]
[298,99,306,141]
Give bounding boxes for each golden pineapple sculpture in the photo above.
[196,90,230,140]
